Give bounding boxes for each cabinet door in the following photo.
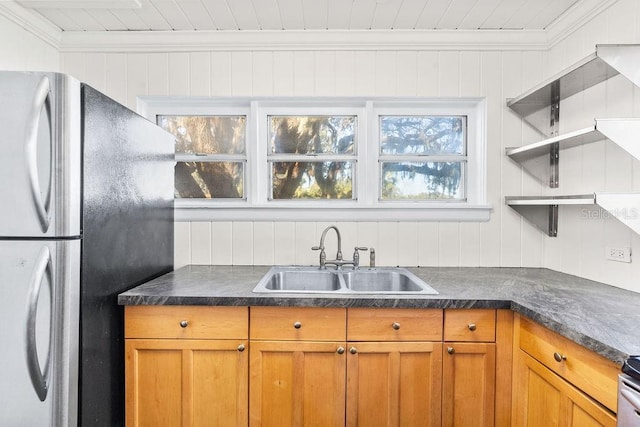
[513,350,616,427]
[125,339,248,427]
[346,342,443,427]
[250,341,346,427]
[442,342,496,427]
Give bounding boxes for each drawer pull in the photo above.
[392,322,401,330]
[293,321,302,329]
[337,347,345,354]
[179,320,188,328]
[350,347,358,354]
[237,344,245,352]
[553,352,567,362]
[447,347,455,355]
[468,323,477,331]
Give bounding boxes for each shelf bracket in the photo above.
[505,195,596,237]
[509,204,559,237]
[549,80,560,187]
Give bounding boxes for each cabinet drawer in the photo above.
[347,308,442,341]
[125,305,248,339]
[250,307,346,341]
[518,316,619,412]
[444,309,496,342]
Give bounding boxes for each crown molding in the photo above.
[57,28,549,53]
[546,0,620,48]
[0,2,61,48]
[18,0,141,8]
[0,0,620,54]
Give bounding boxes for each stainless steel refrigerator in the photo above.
[0,71,175,426]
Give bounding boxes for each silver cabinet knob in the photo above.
[349,347,357,354]
[447,347,455,355]
[237,344,245,352]
[553,352,567,362]
[468,323,477,331]
[337,347,345,354]
[392,322,401,330]
[293,321,302,329]
[179,320,188,328]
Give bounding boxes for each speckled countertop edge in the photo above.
[119,265,640,365]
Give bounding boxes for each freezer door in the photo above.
[0,71,81,238]
[0,239,80,427]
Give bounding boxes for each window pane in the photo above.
[379,116,465,155]
[269,116,356,155]
[271,161,354,200]
[158,115,246,155]
[175,161,244,199]
[381,162,464,200]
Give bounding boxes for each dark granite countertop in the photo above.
[118,265,640,365]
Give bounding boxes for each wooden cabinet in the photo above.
[512,314,618,427]
[442,342,496,426]
[442,309,503,427]
[122,304,627,427]
[249,340,346,427]
[249,307,347,427]
[125,306,249,427]
[514,351,616,427]
[346,308,444,427]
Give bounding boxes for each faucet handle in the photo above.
[352,246,368,268]
[312,245,327,268]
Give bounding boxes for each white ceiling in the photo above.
[17,0,581,32]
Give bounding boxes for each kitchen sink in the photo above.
[253,266,438,294]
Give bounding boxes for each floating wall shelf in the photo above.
[506,118,640,187]
[505,193,640,237]
[507,44,640,136]
[505,44,640,238]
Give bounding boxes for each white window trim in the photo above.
[138,96,491,222]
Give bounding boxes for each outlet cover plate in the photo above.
[606,246,632,263]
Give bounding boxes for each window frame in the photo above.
[255,102,367,206]
[138,96,490,222]
[159,113,249,200]
[370,100,485,206]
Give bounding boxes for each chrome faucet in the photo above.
[312,226,368,270]
[312,226,342,268]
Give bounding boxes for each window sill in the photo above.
[174,203,493,222]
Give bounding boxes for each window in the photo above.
[139,98,489,221]
[378,115,466,201]
[158,115,247,199]
[268,115,357,200]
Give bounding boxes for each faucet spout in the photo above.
[319,226,342,261]
[312,225,343,269]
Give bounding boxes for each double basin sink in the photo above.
[253,266,438,295]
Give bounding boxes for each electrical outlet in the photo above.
[605,246,632,263]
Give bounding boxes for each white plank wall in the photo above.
[540,0,640,291]
[62,49,538,271]
[51,0,640,292]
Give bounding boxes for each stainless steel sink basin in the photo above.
[341,270,428,293]
[253,266,438,294]
[260,268,342,292]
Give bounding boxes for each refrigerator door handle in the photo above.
[25,246,53,402]
[25,75,53,233]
